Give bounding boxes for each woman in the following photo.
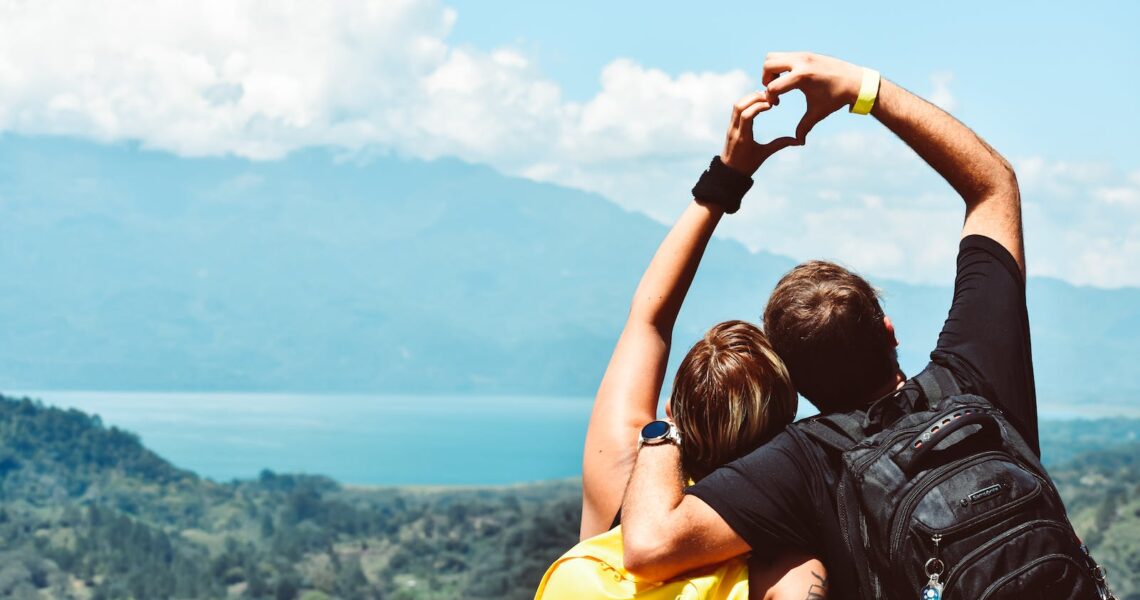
[578,91,826,599]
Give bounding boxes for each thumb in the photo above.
[795,105,829,142]
[756,136,802,164]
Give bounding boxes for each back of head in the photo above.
[669,320,797,482]
[763,260,897,413]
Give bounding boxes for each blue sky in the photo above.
[1,0,1137,286]
[444,0,1138,164]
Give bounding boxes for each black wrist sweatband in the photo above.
[691,156,753,214]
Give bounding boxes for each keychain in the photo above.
[920,558,944,600]
[920,534,944,600]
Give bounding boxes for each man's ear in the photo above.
[884,315,899,348]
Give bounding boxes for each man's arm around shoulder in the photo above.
[621,443,750,580]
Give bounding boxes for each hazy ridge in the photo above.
[2,136,1138,406]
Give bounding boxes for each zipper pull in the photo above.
[920,535,944,600]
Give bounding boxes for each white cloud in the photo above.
[1014,158,1140,287]
[928,71,957,111]
[0,0,746,170]
[0,0,1137,288]
[564,60,748,162]
[1095,187,1139,207]
[0,0,461,158]
[716,130,965,284]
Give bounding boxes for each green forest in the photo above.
[0,393,1136,599]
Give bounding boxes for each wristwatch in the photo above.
[638,420,682,449]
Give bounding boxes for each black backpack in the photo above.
[790,363,1116,600]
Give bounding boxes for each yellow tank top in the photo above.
[534,525,749,600]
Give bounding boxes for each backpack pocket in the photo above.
[889,451,1043,564]
[978,554,1097,600]
[940,520,1096,600]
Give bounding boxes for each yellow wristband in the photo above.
[850,67,880,115]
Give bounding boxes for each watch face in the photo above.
[641,420,670,440]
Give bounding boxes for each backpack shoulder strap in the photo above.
[914,362,962,408]
[796,413,863,454]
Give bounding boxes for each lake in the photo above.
[8,390,1138,485]
[11,391,596,485]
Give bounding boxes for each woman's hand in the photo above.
[721,91,801,176]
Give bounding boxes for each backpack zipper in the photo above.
[837,476,880,600]
[940,519,1069,595]
[977,554,1088,600]
[887,451,1008,561]
[836,478,857,592]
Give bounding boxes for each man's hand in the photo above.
[721,91,801,176]
[762,52,865,141]
[763,50,1024,272]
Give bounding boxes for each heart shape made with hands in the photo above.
[752,89,810,147]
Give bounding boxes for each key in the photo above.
[921,557,945,600]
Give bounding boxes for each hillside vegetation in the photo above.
[0,393,1136,599]
[0,394,580,599]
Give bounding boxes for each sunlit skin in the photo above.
[580,88,826,597]
[620,51,1024,583]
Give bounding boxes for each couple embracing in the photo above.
[537,52,1115,600]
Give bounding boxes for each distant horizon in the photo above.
[11,387,1140,420]
[2,388,1135,488]
[3,389,597,486]
[11,387,1140,417]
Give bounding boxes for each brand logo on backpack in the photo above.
[963,483,1003,506]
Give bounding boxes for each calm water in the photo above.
[11,391,594,485]
[9,390,1137,485]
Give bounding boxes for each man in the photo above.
[619,51,1032,597]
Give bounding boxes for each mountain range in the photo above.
[1,135,1137,407]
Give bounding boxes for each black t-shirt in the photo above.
[686,235,1037,600]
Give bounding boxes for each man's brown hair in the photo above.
[669,320,797,482]
[763,261,897,413]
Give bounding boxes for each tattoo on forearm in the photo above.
[805,570,829,600]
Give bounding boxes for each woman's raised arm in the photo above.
[580,90,798,539]
[579,199,724,539]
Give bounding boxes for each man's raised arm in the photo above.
[763,52,1024,273]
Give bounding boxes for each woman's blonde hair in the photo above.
[669,320,797,481]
